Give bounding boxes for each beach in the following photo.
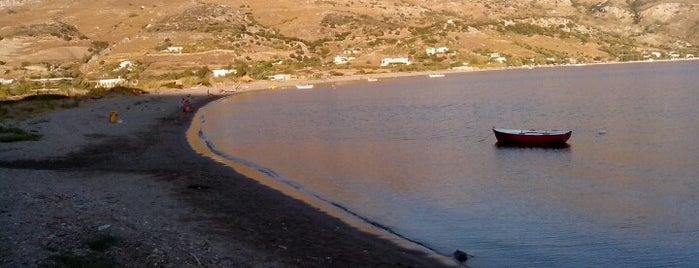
[0,86,450,267]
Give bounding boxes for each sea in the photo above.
[191,60,699,267]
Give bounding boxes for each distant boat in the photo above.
[366,77,378,82]
[295,83,314,89]
[428,74,445,78]
[493,127,572,146]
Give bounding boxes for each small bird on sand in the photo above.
[453,249,470,263]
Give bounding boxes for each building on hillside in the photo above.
[96,77,127,88]
[167,46,183,53]
[0,78,14,85]
[113,60,135,71]
[380,57,411,66]
[426,46,449,55]
[268,74,292,81]
[334,56,353,65]
[212,69,236,77]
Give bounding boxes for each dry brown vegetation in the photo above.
[0,0,697,97]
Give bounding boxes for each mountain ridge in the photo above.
[0,0,697,91]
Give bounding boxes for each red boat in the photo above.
[493,127,572,146]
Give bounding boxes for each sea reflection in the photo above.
[199,60,699,267]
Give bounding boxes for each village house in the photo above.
[0,78,14,85]
[166,46,183,53]
[268,74,292,81]
[95,77,127,88]
[334,56,353,65]
[426,46,449,55]
[380,57,411,66]
[113,60,134,71]
[488,53,507,63]
[212,69,236,77]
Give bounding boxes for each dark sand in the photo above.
[0,91,452,267]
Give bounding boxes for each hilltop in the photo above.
[0,0,697,95]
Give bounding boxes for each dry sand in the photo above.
[0,85,452,267]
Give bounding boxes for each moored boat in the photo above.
[493,127,572,146]
[428,74,445,78]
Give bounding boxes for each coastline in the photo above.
[0,87,450,267]
[1,58,696,267]
[213,57,699,92]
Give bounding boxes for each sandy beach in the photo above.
[0,83,452,267]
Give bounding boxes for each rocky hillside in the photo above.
[0,0,697,90]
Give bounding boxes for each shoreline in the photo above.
[2,58,696,267]
[186,103,454,265]
[0,88,450,267]
[213,57,699,92]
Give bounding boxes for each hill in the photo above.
[0,0,697,94]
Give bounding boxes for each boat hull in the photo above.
[493,128,572,146]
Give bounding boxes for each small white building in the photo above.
[119,60,133,68]
[268,74,292,81]
[113,60,135,71]
[212,69,236,77]
[334,56,352,65]
[650,51,662,58]
[96,77,127,88]
[380,57,411,66]
[0,78,14,85]
[167,46,183,53]
[426,46,449,55]
[492,57,507,63]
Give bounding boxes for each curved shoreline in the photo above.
[186,103,453,265]
[1,89,450,267]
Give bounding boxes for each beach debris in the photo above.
[453,249,472,263]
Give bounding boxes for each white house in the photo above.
[113,60,135,71]
[650,51,662,58]
[380,57,411,66]
[668,52,680,59]
[268,74,292,81]
[334,56,351,64]
[426,46,449,55]
[212,69,236,77]
[0,78,14,85]
[492,57,507,63]
[118,60,133,68]
[167,46,183,53]
[96,77,127,88]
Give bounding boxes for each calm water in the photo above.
[196,61,699,267]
